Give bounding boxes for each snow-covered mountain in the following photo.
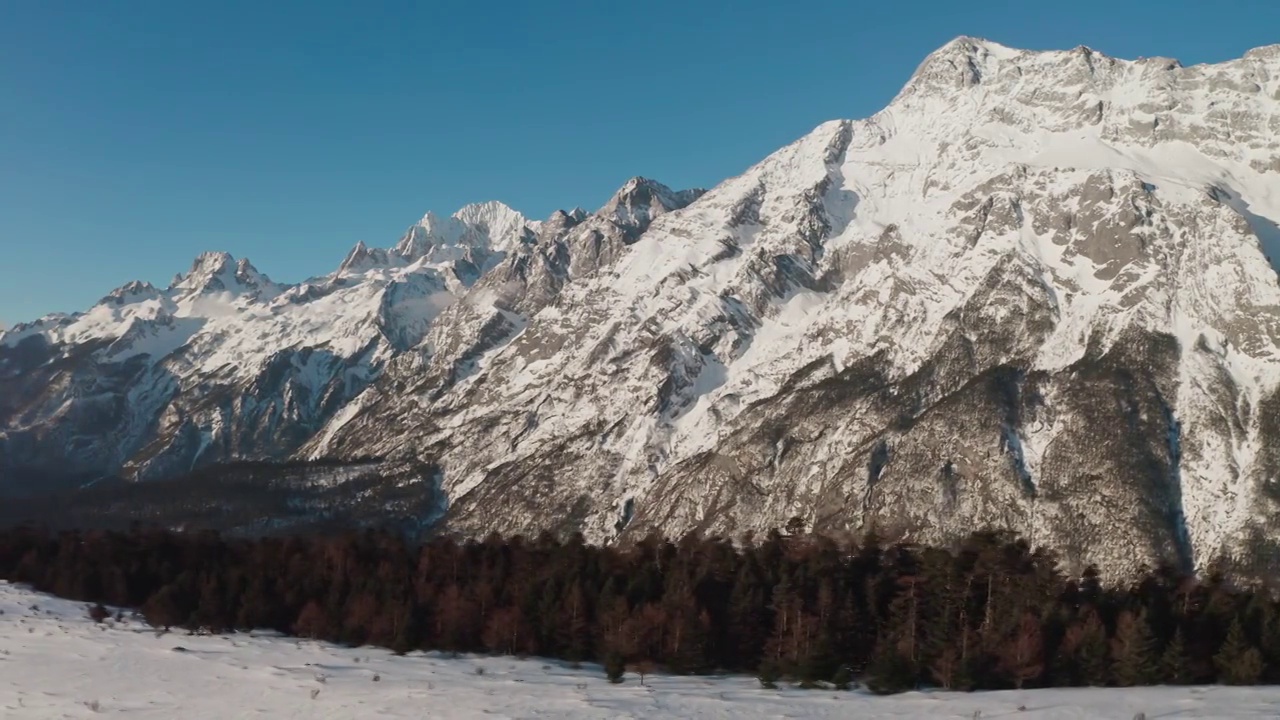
[5,37,1280,579]
[0,200,540,488]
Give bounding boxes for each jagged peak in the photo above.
[170,252,233,289]
[168,251,273,296]
[453,199,523,221]
[608,177,689,204]
[395,200,532,260]
[234,257,270,284]
[925,35,1024,64]
[598,177,706,237]
[115,280,158,295]
[536,207,590,242]
[895,36,1179,102]
[900,36,1021,96]
[617,176,666,194]
[337,240,397,274]
[339,240,370,270]
[414,200,526,230]
[546,208,586,226]
[99,280,161,307]
[190,251,235,273]
[938,35,1015,56]
[416,210,445,229]
[604,177,704,213]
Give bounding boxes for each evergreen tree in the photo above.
[388,602,420,656]
[1053,610,1109,686]
[604,652,626,684]
[865,633,917,695]
[1159,627,1192,685]
[762,577,805,677]
[928,639,978,691]
[1215,619,1265,685]
[725,563,768,670]
[757,658,780,689]
[1111,609,1158,687]
[556,581,592,663]
[831,664,853,690]
[998,612,1044,689]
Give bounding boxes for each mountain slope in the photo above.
[5,38,1280,579]
[0,201,538,487]
[308,38,1280,578]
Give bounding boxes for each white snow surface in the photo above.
[3,581,1278,719]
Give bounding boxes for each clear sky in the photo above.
[2,0,1277,327]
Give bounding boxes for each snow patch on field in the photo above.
[3,581,1280,718]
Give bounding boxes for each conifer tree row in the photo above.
[1,525,1276,692]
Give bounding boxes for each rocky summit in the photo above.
[3,38,1280,581]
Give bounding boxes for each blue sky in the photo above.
[2,0,1277,327]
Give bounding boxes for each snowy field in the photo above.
[2,581,1279,718]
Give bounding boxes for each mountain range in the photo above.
[4,37,1280,580]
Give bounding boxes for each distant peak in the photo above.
[395,200,532,260]
[191,251,234,272]
[606,177,702,206]
[415,201,525,228]
[170,251,273,295]
[100,280,162,307]
[338,240,394,274]
[619,176,664,193]
[540,207,589,237]
[340,241,370,271]
[901,36,1023,95]
[234,257,271,287]
[456,199,520,215]
[550,207,589,221]
[451,200,526,228]
[171,252,233,292]
[602,177,705,234]
[417,210,445,229]
[931,35,1020,59]
[938,35,993,51]
[118,280,157,294]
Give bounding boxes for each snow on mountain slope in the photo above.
[0,203,540,485]
[8,581,1280,719]
[4,38,1280,581]
[307,39,1280,579]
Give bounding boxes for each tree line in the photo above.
[0,524,1276,693]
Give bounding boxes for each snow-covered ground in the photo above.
[1,582,1278,718]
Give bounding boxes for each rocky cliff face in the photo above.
[5,38,1280,579]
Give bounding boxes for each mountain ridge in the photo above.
[3,38,1280,580]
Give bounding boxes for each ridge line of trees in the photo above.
[1,524,1276,693]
